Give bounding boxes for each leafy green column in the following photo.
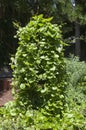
[11,14,67,120]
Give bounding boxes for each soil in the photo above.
[0,90,13,107]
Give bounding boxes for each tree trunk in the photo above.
[75,21,80,57]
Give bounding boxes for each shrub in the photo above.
[11,14,66,114]
[11,14,67,127]
[64,55,86,130]
[65,55,86,106]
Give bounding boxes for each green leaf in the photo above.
[20,84,26,89]
[50,66,56,71]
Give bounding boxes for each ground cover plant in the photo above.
[0,15,86,130]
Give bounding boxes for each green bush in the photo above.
[65,55,86,106]
[64,55,86,130]
[11,14,66,118]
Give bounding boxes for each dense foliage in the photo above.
[0,14,67,129]
[0,56,86,129]
[0,15,86,130]
[11,14,66,118]
[66,55,86,110]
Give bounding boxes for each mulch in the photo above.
[0,90,13,107]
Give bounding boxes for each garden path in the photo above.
[0,90,13,107]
